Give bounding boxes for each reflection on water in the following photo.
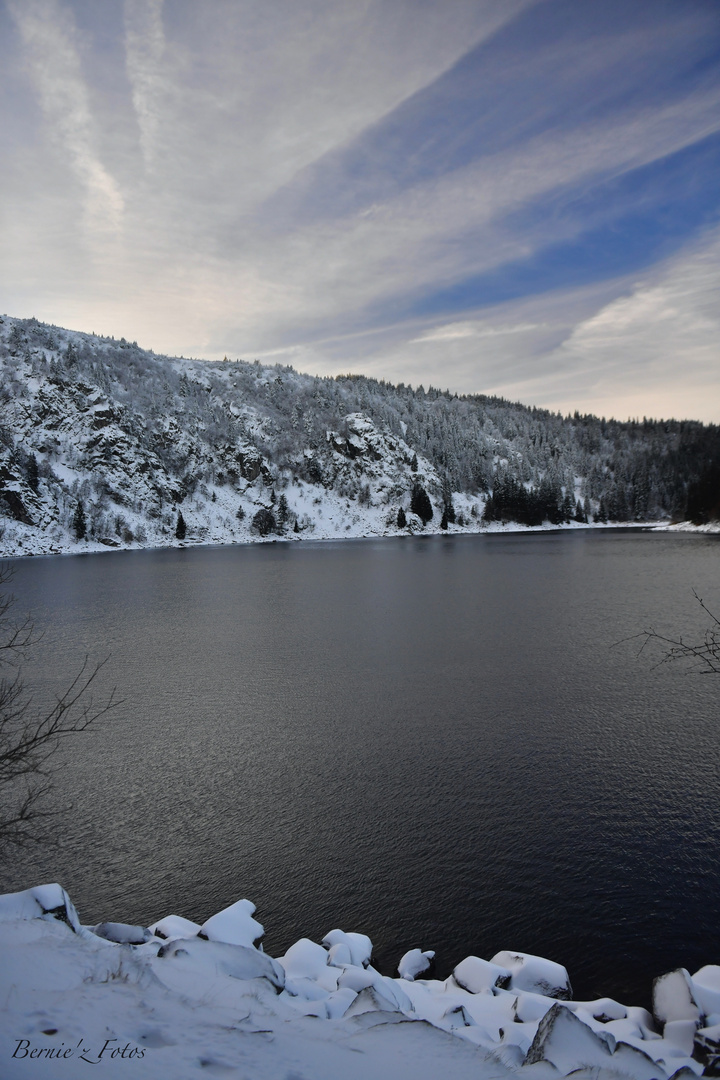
[4,530,719,1007]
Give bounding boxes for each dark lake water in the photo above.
[2,530,719,1009]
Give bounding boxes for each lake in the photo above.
[3,529,718,1008]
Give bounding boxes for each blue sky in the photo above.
[1,0,719,421]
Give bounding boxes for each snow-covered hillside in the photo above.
[0,315,717,557]
[2,882,718,1079]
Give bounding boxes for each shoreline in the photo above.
[2,519,716,563]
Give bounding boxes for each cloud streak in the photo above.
[7,0,124,239]
[0,0,718,423]
[124,0,167,172]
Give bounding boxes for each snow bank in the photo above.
[0,883,716,1079]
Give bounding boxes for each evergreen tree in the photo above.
[410,483,433,525]
[277,493,289,528]
[410,453,418,472]
[175,511,186,539]
[72,499,86,541]
[293,518,300,533]
[397,506,407,528]
[252,507,276,536]
[440,508,448,530]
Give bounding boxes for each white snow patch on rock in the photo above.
[198,897,263,947]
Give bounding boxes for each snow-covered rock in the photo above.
[690,966,720,1021]
[0,883,80,932]
[693,1021,720,1075]
[322,928,373,967]
[398,948,435,981]
[525,1002,667,1079]
[0,881,712,1079]
[491,949,572,1000]
[452,955,511,993]
[148,914,202,940]
[653,969,701,1024]
[198,897,263,947]
[156,936,284,992]
[91,922,152,945]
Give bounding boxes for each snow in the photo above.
[1,313,705,562]
[198,897,264,948]
[322,928,373,967]
[653,969,701,1024]
[491,949,573,999]
[398,947,435,981]
[147,914,201,940]
[0,882,714,1079]
[91,922,152,945]
[452,954,511,993]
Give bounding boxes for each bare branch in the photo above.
[0,569,121,855]
[624,590,720,676]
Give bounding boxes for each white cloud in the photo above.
[536,228,720,420]
[6,0,124,239]
[124,0,167,171]
[262,231,720,424]
[1,0,718,425]
[410,321,542,344]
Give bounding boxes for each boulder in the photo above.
[322,929,372,967]
[0,884,80,932]
[653,969,701,1025]
[693,1022,720,1076]
[279,938,330,981]
[525,1002,668,1079]
[690,966,720,1021]
[156,937,284,992]
[199,898,263,948]
[91,922,151,945]
[148,914,202,940]
[398,948,435,981]
[452,955,511,993]
[491,949,572,999]
[327,942,353,967]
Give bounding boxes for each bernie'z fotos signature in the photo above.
[12,1037,146,1063]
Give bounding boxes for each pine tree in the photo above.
[440,508,448,530]
[72,499,86,541]
[397,506,407,528]
[410,453,418,472]
[175,511,186,540]
[410,483,433,525]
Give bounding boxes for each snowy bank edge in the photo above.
[1,883,718,1080]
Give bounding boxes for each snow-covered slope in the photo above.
[0,314,717,558]
[1,883,717,1079]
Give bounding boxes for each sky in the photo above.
[1,0,719,423]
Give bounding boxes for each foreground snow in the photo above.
[1,885,718,1079]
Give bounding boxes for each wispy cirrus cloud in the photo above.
[6,0,124,239]
[123,0,167,172]
[0,0,718,422]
